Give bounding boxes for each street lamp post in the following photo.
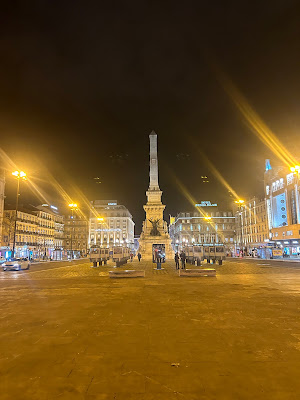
[12,170,26,257]
[68,203,78,260]
[235,199,245,255]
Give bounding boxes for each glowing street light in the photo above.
[12,170,27,179]
[12,170,27,256]
[68,203,78,259]
[290,165,300,173]
[97,217,104,222]
[234,199,245,254]
[204,216,212,221]
[234,199,244,204]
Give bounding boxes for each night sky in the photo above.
[1,0,300,233]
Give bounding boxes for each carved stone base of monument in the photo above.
[138,236,174,260]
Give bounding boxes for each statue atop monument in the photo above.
[138,131,174,260]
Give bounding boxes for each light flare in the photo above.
[214,66,298,168]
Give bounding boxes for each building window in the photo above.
[279,178,284,188]
[287,173,294,185]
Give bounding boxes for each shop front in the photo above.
[272,240,300,258]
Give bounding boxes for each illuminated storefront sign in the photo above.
[272,193,287,228]
[195,201,217,207]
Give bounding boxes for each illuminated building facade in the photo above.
[1,204,64,260]
[64,214,88,257]
[89,200,134,249]
[235,197,269,253]
[0,169,5,250]
[264,160,300,257]
[170,204,236,254]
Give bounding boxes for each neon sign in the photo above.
[195,201,217,207]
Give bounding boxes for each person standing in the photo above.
[180,251,186,269]
[174,252,180,269]
[137,252,142,262]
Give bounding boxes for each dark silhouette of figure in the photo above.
[175,252,180,269]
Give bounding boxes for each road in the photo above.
[1,257,300,399]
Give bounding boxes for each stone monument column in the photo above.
[138,131,174,260]
[149,133,159,190]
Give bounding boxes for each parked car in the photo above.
[2,258,31,271]
[0,256,6,265]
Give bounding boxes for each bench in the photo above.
[179,268,216,277]
[109,270,145,278]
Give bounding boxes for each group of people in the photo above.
[130,252,142,262]
[174,251,186,269]
[130,251,188,269]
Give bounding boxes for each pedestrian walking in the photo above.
[137,252,142,262]
[180,251,186,269]
[130,253,133,261]
[174,252,180,269]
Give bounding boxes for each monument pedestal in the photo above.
[139,235,174,261]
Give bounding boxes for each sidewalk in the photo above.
[229,256,300,263]
[31,257,88,264]
[3,259,300,399]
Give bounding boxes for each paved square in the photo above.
[1,258,300,399]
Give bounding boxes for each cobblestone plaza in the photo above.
[1,259,300,399]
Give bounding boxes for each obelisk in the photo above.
[149,133,159,190]
[138,131,174,260]
[146,132,163,204]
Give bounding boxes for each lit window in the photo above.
[287,173,294,185]
[279,178,284,189]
